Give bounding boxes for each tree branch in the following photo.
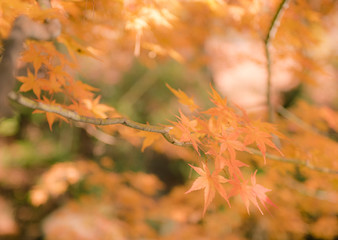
[247,147,338,175]
[264,0,290,123]
[8,92,338,174]
[8,92,169,133]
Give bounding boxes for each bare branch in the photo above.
[264,0,290,123]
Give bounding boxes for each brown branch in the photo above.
[0,15,61,117]
[8,92,338,174]
[8,91,170,133]
[264,0,290,123]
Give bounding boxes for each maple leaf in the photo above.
[218,130,247,161]
[173,109,201,153]
[230,171,274,215]
[33,97,68,130]
[17,69,42,98]
[48,65,72,86]
[185,162,230,216]
[204,86,238,126]
[137,130,161,152]
[166,84,199,112]
[249,170,275,213]
[206,147,248,178]
[244,125,283,164]
[66,81,99,100]
[20,42,46,74]
[82,96,115,118]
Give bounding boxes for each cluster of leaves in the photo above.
[164,85,283,215]
[1,0,338,239]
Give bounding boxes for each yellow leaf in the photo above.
[166,84,199,112]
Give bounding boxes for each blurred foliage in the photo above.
[0,0,338,239]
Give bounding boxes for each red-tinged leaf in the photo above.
[185,162,230,216]
[218,131,247,161]
[173,110,201,153]
[203,87,238,126]
[230,171,274,215]
[207,148,248,178]
[166,84,199,112]
[250,170,275,214]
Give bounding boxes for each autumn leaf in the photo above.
[204,86,238,126]
[218,130,247,161]
[166,84,199,112]
[21,42,46,74]
[230,171,274,215]
[17,69,42,98]
[249,170,275,214]
[66,81,99,100]
[137,131,161,152]
[82,96,116,118]
[244,125,283,164]
[33,97,68,130]
[173,109,201,153]
[185,162,230,216]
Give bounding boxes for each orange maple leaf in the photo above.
[166,84,199,112]
[17,69,42,98]
[33,97,68,130]
[82,96,115,118]
[244,125,283,164]
[173,109,201,153]
[204,86,238,126]
[218,130,247,161]
[66,81,99,100]
[230,171,275,215]
[185,162,230,216]
[137,131,161,152]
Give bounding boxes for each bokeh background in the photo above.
[0,0,337,239]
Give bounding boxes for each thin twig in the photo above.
[277,105,329,137]
[76,122,116,145]
[264,0,290,123]
[247,147,338,174]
